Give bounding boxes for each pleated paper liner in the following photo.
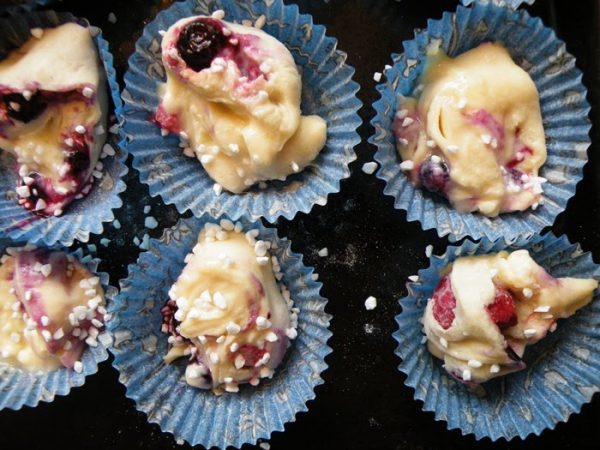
[121,0,361,223]
[106,216,332,448]
[0,10,127,246]
[393,232,600,440]
[0,238,115,410]
[462,0,535,8]
[370,2,590,242]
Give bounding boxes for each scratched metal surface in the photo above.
[0,0,599,449]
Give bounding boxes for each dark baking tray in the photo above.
[1,0,600,449]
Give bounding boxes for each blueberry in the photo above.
[177,19,227,72]
[3,91,47,123]
[419,156,450,195]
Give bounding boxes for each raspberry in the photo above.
[431,275,456,329]
[154,104,180,134]
[236,344,266,367]
[486,288,517,330]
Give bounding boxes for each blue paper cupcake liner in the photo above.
[393,232,600,441]
[0,10,128,246]
[0,238,115,410]
[461,0,535,9]
[106,216,332,448]
[370,2,590,242]
[121,0,361,223]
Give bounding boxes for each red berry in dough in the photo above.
[236,344,266,367]
[432,275,456,329]
[486,288,517,330]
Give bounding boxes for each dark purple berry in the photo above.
[3,91,47,123]
[177,19,227,72]
[419,156,450,195]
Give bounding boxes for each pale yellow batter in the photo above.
[396,43,546,217]
[0,23,108,215]
[423,250,597,383]
[0,248,105,371]
[158,15,327,193]
[164,222,296,394]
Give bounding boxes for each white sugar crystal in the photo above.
[256,256,270,266]
[30,28,44,39]
[40,264,52,277]
[399,160,414,171]
[524,328,537,338]
[226,322,241,334]
[16,185,30,198]
[396,109,409,119]
[361,162,378,175]
[402,117,414,127]
[364,296,377,310]
[234,354,245,369]
[256,316,271,329]
[200,155,214,164]
[254,14,266,29]
[211,9,225,19]
[35,199,47,211]
[285,327,298,339]
[213,292,227,310]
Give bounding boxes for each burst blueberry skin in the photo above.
[419,156,450,195]
[177,19,228,72]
